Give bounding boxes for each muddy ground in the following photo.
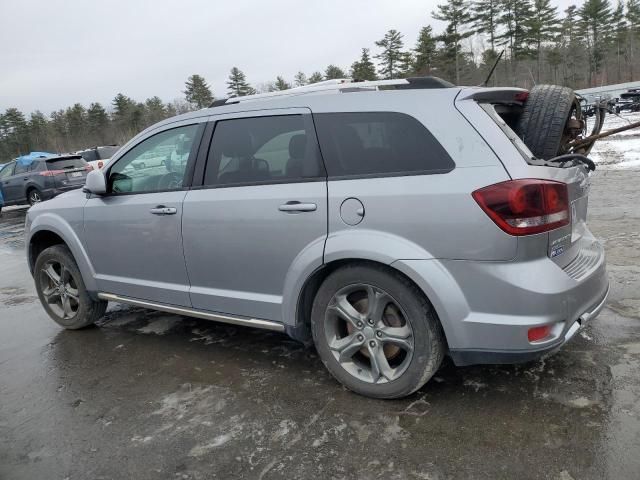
[0,170,639,480]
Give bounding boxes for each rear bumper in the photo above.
[449,283,609,365]
[393,236,609,366]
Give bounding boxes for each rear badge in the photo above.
[550,233,571,258]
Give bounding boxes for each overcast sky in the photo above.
[1,0,574,114]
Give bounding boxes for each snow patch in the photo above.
[137,316,179,335]
[588,111,640,170]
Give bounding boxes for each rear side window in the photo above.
[47,158,87,170]
[204,115,324,186]
[313,112,454,178]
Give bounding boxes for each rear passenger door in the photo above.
[182,109,327,321]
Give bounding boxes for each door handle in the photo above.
[278,202,317,212]
[150,206,177,215]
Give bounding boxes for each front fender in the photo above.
[27,212,97,293]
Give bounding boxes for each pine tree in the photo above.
[28,111,49,150]
[227,67,255,97]
[560,5,585,86]
[0,108,29,156]
[86,103,109,144]
[350,48,378,80]
[579,0,613,85]
[374,29,406,79]
[183,74,214,109]
[413,26,438,75]
[497,0,534,81]
[65,103,87,147]
[111,93,138,140]
[627,0,640,80]
[49,109,68,151]
[610,0,628,82]
[275,76,291,90]
[308,71,324,84]
[528,0,559,81]
[294,71,308,87]
[112,94,135,122]
[472,0,502,51]
[144,96,167,126]
[398,51,415,77]
[325,65,347,79]
[432,1,473,84]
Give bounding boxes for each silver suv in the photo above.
[25,78,609,399]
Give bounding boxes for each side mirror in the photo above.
[83,169,107,195]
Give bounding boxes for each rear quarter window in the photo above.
[313,112,454,178]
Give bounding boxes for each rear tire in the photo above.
[311,264,445,399]
[516,84,575,160]
[34,245,107,329]
[27,188,42,206]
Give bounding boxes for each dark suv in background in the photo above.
[0,155,89,211]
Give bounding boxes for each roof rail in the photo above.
[208,76,453,108]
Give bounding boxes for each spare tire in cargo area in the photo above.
[515,84,576,160]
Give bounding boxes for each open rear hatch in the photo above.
[456,87,596,270]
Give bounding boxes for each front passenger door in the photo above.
[84,123,204,306]
[0,162,18,203]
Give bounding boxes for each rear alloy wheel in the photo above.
[28,189,42,205]
[312,264,445,399]
[34,245,107,329]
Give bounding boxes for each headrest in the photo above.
[288,134,307,160]
[219,126,254,158]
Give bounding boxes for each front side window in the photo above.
[14,162,30,175]
[313,112,455,178]
[108,124,199,194]
[204,115,324,186]
[0,163,14,179]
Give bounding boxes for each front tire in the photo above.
[34,245,107,329]
[311,264,445,399]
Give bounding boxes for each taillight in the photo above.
[472,179,570,235]
[39,169,65,177]
[514,91,529,102]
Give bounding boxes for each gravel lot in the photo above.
[0,170,639,480]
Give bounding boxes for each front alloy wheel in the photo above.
[34,245,107,329]
[39,260,80,320]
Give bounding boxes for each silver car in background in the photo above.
[25,78,608,399]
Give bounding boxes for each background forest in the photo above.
[2,0,639,160]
